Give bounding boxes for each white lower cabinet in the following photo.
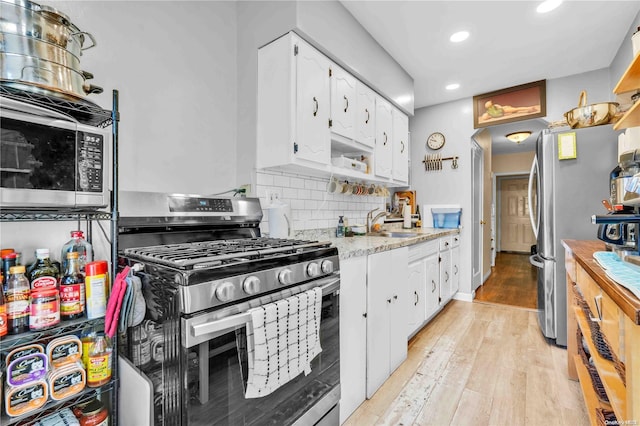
[339,256,368,423]
[451,235,460,296]
[366,247,408,398]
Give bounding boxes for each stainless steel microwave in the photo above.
[1,98,110,209]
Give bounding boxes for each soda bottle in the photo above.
[6,265,30,335]
[60,252,85,320]
[61,230,93,273]
[28,249,59,291]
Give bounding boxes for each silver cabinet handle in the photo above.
[365,108,370,124]
[590,294,603,322]
[387,298,392,304]
[445,271,449,282]
[313,97,318,116]
[344,95,349,113]
[432,280,436,292]
[414,291,418,306]
[401,141,405,153]
[454,265,458,275]
[384,132,388,145]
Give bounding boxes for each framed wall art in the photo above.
[473,80,546,129]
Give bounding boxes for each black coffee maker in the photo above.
[594,150,640,253]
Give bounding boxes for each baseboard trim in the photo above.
[453,291,474,302]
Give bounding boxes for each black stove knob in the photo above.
[321,260,334,274]
[243,276,261,294]
[278,268,293,285]
[306,262,320,277]
[215,282,236,302]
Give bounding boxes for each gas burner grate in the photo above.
[123,237,331,269]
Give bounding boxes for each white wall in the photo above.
[609,11,640,93]
[42,1,239,195]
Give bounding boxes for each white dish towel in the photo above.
[242,287,323,398]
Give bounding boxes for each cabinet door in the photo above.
[440,249,452,304]
[407,258,426,337]
[388,247,408,373]
[425,253,440,319]
[451,245,460,296]
[392,108,409,183]
[374,97,393,178]
[355,82,376,148]
[295,39,331,165]
[366,250,392,398]
[330,65,356,140]
[339,257,367,423]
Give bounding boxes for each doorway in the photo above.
[498,176,536,253]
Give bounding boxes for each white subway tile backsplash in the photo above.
[256,170,386,234]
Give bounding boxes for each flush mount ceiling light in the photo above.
[445,83,460,90]
[449,31,470,43]
[537,0,562,13]
[506,131,532,144]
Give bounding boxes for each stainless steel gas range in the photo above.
[117,192,340,426]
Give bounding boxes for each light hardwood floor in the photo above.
[344,301,588,426]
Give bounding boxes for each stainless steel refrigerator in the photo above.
[528,126,618,346]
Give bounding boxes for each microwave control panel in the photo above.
[77,132,104,192]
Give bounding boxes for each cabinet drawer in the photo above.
[439,236,452,251]
[408,240,438,261]
[576,266,622,358]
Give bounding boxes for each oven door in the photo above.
[182,275,340,425]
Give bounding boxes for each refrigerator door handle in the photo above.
[528,155,540,239]
[529,253,544,269]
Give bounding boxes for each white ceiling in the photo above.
[341,0,640,154]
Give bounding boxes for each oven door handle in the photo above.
[190,276,340,339]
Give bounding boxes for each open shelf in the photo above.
[574,306,626,421]
[613,52,640,95]
[613,99,640,130]
[574,354,611,426]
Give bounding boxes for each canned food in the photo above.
[29,288,60,331]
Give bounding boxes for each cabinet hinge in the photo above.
[439,256,441,263]
[329,68,332,77]
[294,44,298,56]
[293,142,298,154]
[328,119,332,128]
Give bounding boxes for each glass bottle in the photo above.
[0,285,7,337]
[2,251,17,292]
[61,230,93,273]
[87,334,112,387]
[80,322,98,370]
[28,249,59,291]
[6,265,30,335]
[60,252,85,321]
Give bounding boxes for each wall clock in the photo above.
[426,132,446,150]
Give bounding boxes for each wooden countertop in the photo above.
[562,239,640,325]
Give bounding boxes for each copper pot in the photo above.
[564,91,619,129]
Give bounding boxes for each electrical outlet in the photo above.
[266,189,281,202]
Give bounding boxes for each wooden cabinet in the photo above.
[374,96,393,179]
[613,53,640,130]
[564,240,640,425]
[330,64,356,140]
[392,106,409,183]
[257,32,331,170]
[355,81,376,149]
[339,256,368,423]
[366,247,408,398]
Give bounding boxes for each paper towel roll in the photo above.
[267,201,291,238]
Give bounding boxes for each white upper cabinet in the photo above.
[392,107,409,183]
[355,81,376,149]
[375,96,393,179]
[257,33,331,170]
[330,65,356,140]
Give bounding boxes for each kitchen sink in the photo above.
[375,231,419,238]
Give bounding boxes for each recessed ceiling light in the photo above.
[446,83,460,90]
[537,0,562,13]
[449,31,469,43]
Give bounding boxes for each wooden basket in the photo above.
[577,328,610,404]
[596,408,617,426]
[572,285,614,361]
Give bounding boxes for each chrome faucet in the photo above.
[367,208,390,233]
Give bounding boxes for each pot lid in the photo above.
[2,0,73,26]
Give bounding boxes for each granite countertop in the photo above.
[293,225,460,260]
